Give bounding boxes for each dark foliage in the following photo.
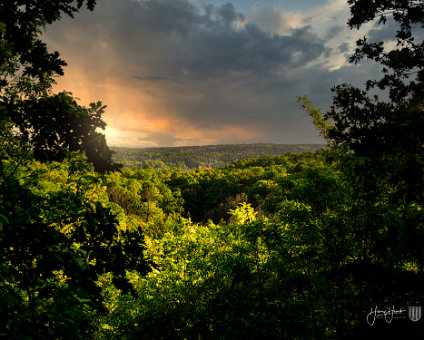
[0,0,119,173]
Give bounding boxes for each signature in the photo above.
[367,306,406,326]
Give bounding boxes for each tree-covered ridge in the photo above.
[111,143,325,170]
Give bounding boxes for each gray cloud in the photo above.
[140,132,186,146]
[337,42,349,53]
[43,0,381,146]
[367,16,424,52]
[215,3,244,25]
[133,75,185,85]
[46,0,328,74]
[367,20,398,43]
[325,25,344,40]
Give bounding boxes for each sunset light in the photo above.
[42,0,377,147]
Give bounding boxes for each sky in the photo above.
[42,0,386,147]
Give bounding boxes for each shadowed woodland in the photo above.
[1,1,424,339]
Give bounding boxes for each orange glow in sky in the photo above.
[43,0,375,147]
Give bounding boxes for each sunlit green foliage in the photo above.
[2,143,424,338]
[97,203,325,339]
[0,156,147,338]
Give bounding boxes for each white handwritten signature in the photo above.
[367,306,406,326]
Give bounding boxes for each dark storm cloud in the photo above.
[47,0,328,76]
[58,2,321,74]
[133,75,185,85]
[43,0,378,145]
[180,24,327,79]
[215,2,245,25]
[117,1,324,77]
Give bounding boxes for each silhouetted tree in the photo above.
[0,0,119,172]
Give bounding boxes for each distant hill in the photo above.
[111,143,326,170]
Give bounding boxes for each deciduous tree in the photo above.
[0,0,119,173]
